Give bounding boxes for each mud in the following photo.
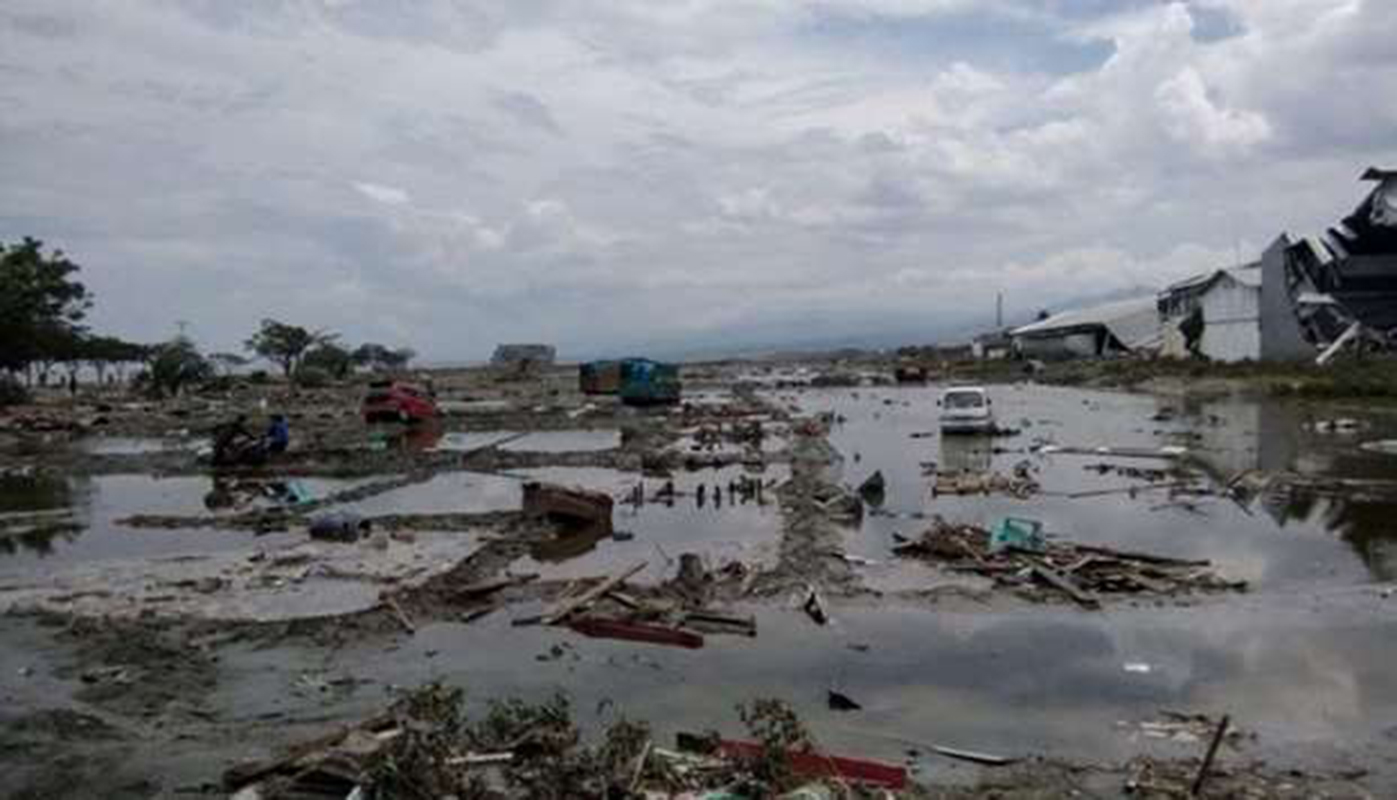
[2,360,1397,797]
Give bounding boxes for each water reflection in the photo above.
[939,436,992,475]
[789,384,1397,587]
[0,474,355,572]
[0,471,87,557]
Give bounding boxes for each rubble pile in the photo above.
[893,516,1246,607]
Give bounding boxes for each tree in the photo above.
[146,337,212,398]
[244,319,335,378]
[0,238,91,377]
[353,343,415,372]
[302,342,354,380]
[385,347,415,370]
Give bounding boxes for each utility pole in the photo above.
[995,292,1003,330]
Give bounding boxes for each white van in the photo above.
[939,386,994,434]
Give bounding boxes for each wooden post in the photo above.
[1190,714,1229,797]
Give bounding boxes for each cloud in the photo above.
[493,91,563,136]
[353,182,411,206]
[0,0,1394,359]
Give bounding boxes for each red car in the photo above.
[362,380,440,423]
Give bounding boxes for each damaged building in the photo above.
[1157,238,1310,363]
[1154,168,1396,363]
[1009,297,1161,359]
[1282,167,1397,356]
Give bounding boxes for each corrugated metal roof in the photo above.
[1163,265,1261,296]
[1222,266,1262,287]
[1010,296,1160,350]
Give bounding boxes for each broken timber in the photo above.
[1030,561,1100,609]
[541,561,648,625]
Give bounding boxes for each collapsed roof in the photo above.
[1284,168,1397,340]
[1010,296,1161,352]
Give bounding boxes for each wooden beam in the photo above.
[542,561,648,624]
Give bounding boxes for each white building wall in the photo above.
[1199,279,1261,362]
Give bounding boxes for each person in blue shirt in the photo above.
[265,414,290,454]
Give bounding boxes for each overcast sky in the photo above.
[2,1,1394,360]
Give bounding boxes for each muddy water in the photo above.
[186,588,1397,789]
[782,384,1397,591]
[0,474,363,575]
[514,465,787,583]
[338,464,786,584]
[8,382,1397,794]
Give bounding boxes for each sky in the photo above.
[2,1,1395,361]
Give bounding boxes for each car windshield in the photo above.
[944,391,985,409]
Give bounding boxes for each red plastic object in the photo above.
[715,739,908,789]
[566,618,704,649]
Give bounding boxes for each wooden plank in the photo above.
[1073,544,1209,568]
[931,745,1018,766]
[681,611,757,637]
[542,561,648,624]
[1030,562,1100,609]
[382,596,416,634]
[1190,715,1230,797]
[603,590,643,610]
[456,574,538,597]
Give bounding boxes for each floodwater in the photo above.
[514,464,787,583]
[7,382,1397,793]
[0,473,363,575]
[781,384,1397,591]
[340,464,786,584]
[500,429,620,453]
[382,427,620,454]
[179,587,1397,791]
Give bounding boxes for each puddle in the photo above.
[428,431,525,452]
[784,385,1397,590]
[0,474,364,575]
[500,429,620,453]
[337,471,526,516]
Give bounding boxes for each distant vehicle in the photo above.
[619,358,682,406]
[362,380,439,423]
[938,386,995,434]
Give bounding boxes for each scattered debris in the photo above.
[857,470,886,504]
[893,516,1244,606]
[522,481,615,534]
[308,512,371,543]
